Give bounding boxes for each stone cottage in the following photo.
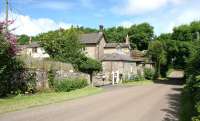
[17,39,49,59]
[80,26,154,84]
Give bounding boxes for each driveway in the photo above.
[0,80,182,121]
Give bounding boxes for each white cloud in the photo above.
[164,8,200,33]
[112,0,187,15]
[0,13,72,36]
[119,7,200,35]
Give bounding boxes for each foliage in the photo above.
[172,21,200,41]
[180,87,194,121]
[78,57,102,84]
[128,23,154,50]
[54,78,88,92]
[182,28,200,120]
[105,26,128,43]
[0,21,36,96]
[148,40,166,78]
[124,73,145,83]
[144,68,155,80]
[76,26,98,33]
[17,34,29,44]
[39,28,84,67]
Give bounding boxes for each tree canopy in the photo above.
[105,26,128,43]
[128,23,154,50]
[38,28,84,67]
[78,57,102,85]
[148,40,166,78]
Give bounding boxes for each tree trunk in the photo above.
[155,58,161,79]
[158,60,161,78]
[89,73,93,87]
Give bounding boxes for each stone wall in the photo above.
[32,68,90,90]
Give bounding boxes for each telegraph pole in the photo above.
[197,31,200,41]
[5,0,9,33]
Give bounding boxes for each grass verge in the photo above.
[0,86,103,114]
[122,80,154,86]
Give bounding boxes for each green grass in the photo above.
[0,87,103,114]
[122,80,154,86]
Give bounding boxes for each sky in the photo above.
[0,0,200,36]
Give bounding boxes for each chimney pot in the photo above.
[99,25,104,32]
[29,37,32,44]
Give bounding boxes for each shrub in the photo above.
[123,74,145,83]
[54,78,88,92]
[144,68,155,80]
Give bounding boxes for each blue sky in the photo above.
[0,0,200,36]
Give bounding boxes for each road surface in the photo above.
[0,80,182,121]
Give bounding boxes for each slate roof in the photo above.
[17,42,40,49]
[102,53,143,62]
[79,32,104,44]
[104,43,129,48]
[28,42,40,48]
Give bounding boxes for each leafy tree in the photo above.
[158,39,178,76]
[105,26,128,43]
[148,40,166,78]
[77,26,98,33]
[128,23,154,50]
[39,28,84,67]
[157,33,172,40]
[186,40,200,77]
[78,57,102,86]
[172,21,200,41]
[0,21,36,96]
[18,34,30,45]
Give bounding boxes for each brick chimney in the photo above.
[125,34,130,44]
[29,37,32,44]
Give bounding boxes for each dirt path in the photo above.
[0,80,182,121]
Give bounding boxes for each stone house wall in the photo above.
[102,61,138,81]
[84,44,97,59]
[84,37,106,60]
[97,37,106,59]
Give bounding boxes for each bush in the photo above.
[54,78,88,92]
[181,75,200,121]
[123,74,145,83]
[144,68,155,80]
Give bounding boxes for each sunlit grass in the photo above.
[0,87,103,114]
[122,80,154,86]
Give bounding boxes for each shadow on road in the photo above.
[162,92,181,121]
[155,77,185,85]
[158,78,183,121]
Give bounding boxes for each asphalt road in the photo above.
[0,80,182,121]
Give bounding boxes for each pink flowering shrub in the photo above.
[0,20,18,56]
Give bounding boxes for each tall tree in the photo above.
[39,28,84,67]
[78,57,102,86]
[105,26,128,43]
[18,34,30,45]
[148,40,166,78]
[128,23,154,50]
